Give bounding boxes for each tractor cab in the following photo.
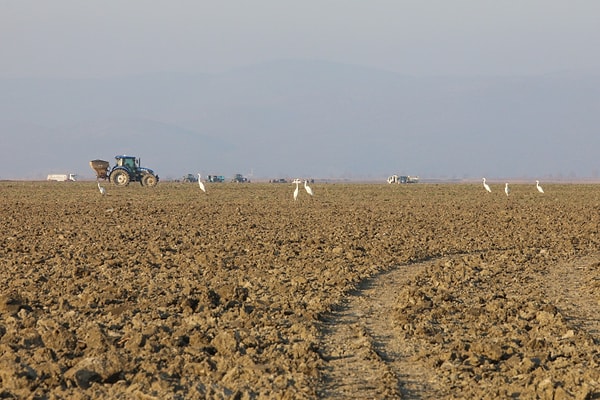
[115,155,138,170]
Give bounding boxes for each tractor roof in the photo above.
[115,155,137,160]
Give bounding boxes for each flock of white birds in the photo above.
[292,178,313,201]
[95,175,545,198]
[483,177,545,196]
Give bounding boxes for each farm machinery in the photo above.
[387,175,419,184]
[89,155,159,187]
[207,175,225,183]
[232,173,250,183]
[181,174,198,183]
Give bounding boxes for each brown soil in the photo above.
[0,181,599,399]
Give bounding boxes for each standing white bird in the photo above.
[536,180,544,193]
[97,181,106,195]
[197,173,206,193]
[293,180,299,201]
[482,178,492,193]
[505,182,510,196]
[304,180,313,196]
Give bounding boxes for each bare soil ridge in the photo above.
[1,182,599,398]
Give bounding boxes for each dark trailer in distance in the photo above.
[207,175,226,183]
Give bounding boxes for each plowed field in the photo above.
[1,181,599,399]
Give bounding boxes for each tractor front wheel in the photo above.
[110,170,130,186]
[141,174,158,187]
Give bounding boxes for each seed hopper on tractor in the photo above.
[89,155,159,187]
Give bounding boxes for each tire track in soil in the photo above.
[544,253,600,341]
[317,260,447,399]
[317,252,600,399]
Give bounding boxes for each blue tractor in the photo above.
[90,155,159,187]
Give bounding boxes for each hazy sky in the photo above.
[2,1,600,181]
[2,1,600,79]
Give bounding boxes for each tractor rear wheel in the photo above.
[110,170,130,186]
[141,174,158,187]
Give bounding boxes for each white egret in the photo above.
[304,180,313,196]
[505,182,510,197]
[293,180,299,201]
[97,182,106,196]
[197,173,206,193]
[482,178,492,193]
[536,180,544,193]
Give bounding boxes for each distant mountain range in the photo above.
[1,59,599,180]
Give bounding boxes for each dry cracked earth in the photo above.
[0,181,599,399]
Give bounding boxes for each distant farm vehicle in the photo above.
[232,174,249,183]
[402,175,419,184]
[387,175,419,184]
[182,174,198,183]
[47,174,76,182]
[89,156,159,187]
[207,175,225,183]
